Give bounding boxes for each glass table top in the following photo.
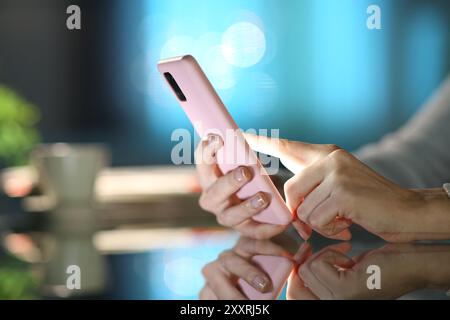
[96,225,450,300]
[1,220,449,300]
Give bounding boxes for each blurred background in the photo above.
[0,0,449,299]
[1,0,449,165]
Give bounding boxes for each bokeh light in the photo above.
[221,22,266,68]
[233,72,278,117]
[160,36,195,59]
[163,257,205,297]
[123,0,450,164]
[200,46,236,90]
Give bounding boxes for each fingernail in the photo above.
[297,206,306,220]
[233,167,250,183]
[251,275,270,292]
[298,265,306,277]
[250,194,267,209]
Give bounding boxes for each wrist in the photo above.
[410,188,450,240]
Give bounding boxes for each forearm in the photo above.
[355,74,450,189]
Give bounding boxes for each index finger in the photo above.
[244,133,337,170]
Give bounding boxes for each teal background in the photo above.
[113,0,450,164]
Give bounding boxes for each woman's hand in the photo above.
[286,243,352,300]
[199,237,290,300]
[245,134,435,242]
[289,243,450,299]
[195,134,286,240]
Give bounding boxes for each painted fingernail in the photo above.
[250,194,267,209]
[298,265,307,277]
[251,275,270,292]
[233,167,250,182]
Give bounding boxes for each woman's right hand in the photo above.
[195,134,286,240]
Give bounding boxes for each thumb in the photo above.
[244,133,336,173]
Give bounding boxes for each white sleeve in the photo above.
[354,74,450,188]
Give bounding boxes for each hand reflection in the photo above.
[199,237,306,300]
[288,243,450,300]
[200,237,450,300]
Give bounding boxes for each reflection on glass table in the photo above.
[2,222,450,299]
[1,228,240,299]
[200,233,450,300]
[99,228,239,299]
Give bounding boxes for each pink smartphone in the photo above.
[157,55,292,225]
[237,255,294,300]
